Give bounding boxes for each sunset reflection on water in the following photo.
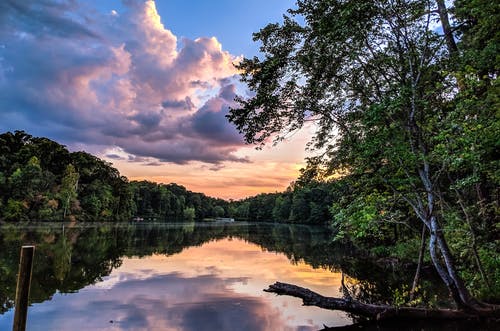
[2,238,351,331]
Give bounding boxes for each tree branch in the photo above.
[264,282,500,320]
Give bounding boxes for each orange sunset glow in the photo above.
[0,0,308,200]
[110,127,315,200]
[93,238,351,329]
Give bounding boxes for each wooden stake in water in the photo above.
[13,245,35,331]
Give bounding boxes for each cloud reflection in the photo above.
[16,238,351,330]
[26,273,307,331]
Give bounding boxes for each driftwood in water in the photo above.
[264,282,500,321]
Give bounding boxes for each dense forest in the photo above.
[0,130,341,225]
[0,131,229,222]
[227,0,499,315]
[229,180,332,224]
[0,130,363,227]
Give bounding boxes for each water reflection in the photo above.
[12,238,349,330]
[0,222,445,330]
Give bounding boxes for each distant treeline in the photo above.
[0,131,229,222]
[229,181,333,224]
[0,130,346,225]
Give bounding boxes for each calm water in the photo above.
[0,222,495,330]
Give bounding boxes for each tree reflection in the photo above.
[0,223,446,315]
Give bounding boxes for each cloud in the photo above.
[121,137,249,165]
[161,97,195,110]
[127,111,163,130]
[189,98,242,145]
[105,153,124,160]
[0,0,99,40]
[207,164,226,172]
[0,0,246,165]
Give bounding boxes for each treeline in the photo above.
[130,181,228,221]
[229,180,333,224]
[0,130,354,226]
[229,171,420,251]
[0,131,228,222]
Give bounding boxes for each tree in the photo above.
[60,164,79,219]
[449,0,500,300]
[213,205,225,218]
[3,199,27,222]
[183,207,196,221]
[290,188,310,223]
[272,194,292,221]
[228,0,498,312]
[235,201,250,220]
[1,131,229,222]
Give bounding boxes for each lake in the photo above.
[0,222,494,330]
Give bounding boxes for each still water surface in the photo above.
[1,222,353,330]
[0,222,491,330]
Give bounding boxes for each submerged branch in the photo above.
[264,282,500,321]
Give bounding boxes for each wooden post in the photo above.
[13,246,35,331]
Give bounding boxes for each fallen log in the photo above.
[319,320,497,331]
[264,282,500,321]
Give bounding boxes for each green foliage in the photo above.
[82,194,102,219]
[476,246,500,300]
[228,0,499,303]
[272,194,292,221]
[213,205,225,218]
[229,180,336,224]
[0,131,229,222]
[391,284,429,308]
[331,193,382,241]
[60,164,79,218]
[230,201,250,220]
[290,188,310,222]
[3,199,27,222]
[183,207,196,221]
[129,180,228,221]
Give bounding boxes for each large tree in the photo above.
[228,0,499,312]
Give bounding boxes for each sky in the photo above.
[0,0,313,200]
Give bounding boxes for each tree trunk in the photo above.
[412,162,477,309]
[436,0,458,56]
[410,224,426,300]
[430,215,478,308]
[264,282,500,320]
[427,222,463,306]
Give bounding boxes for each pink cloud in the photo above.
[0,0,244,165]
